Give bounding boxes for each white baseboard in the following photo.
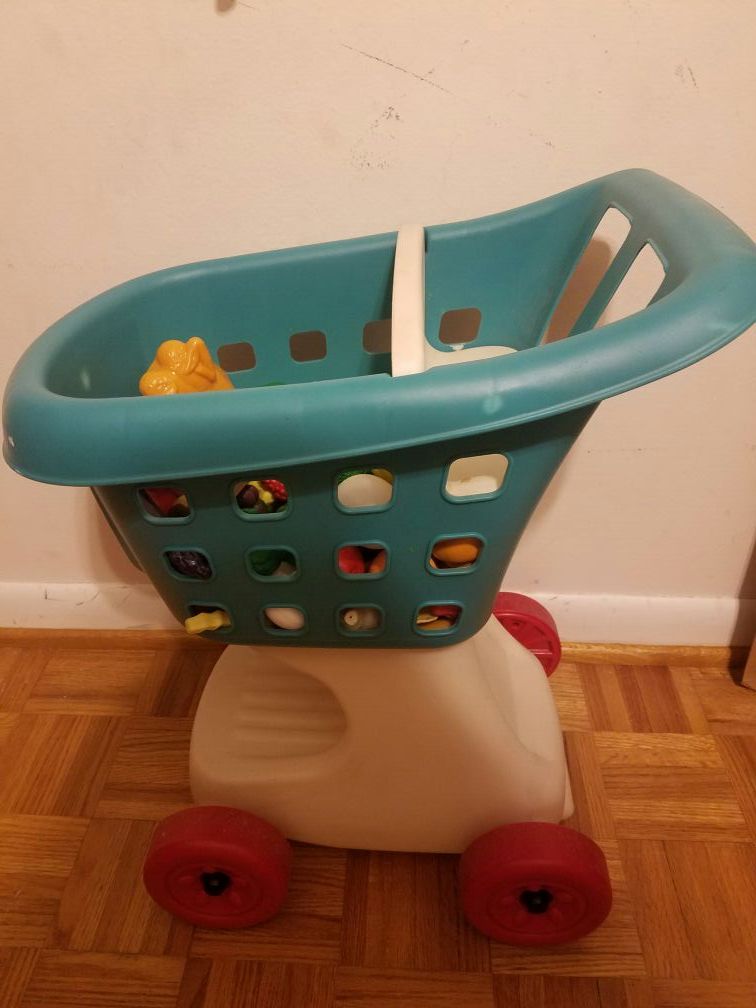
[526,591,756,647]
[0,581,753,646]
[0,581,176,631]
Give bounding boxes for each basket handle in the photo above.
[391,226,515,377]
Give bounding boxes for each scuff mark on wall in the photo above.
[675,63,698,88]
[340,43,452,95]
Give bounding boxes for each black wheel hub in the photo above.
[519,887,554,914]
[200,870,232,897]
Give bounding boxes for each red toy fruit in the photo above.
[338,545,367,574]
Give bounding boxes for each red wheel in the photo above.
[493,592,562,676]
[143,806,292,929]
[460,822,612,945]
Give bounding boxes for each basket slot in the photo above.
[570,233,661,336]
[444,454,509,500]
[439,308,482,345]
[217,341,256,373]
[290,330,327,363]
[596,243,666,326]
[544,207,632,344]
[363,319,392,355]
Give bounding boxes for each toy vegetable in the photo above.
[139,337,234,396]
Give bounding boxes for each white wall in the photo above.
[1,0,754,643]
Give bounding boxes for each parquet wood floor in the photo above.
[0,631,754,1007]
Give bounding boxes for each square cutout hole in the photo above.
[439,308,482,346]
[363,319,392,354]
[247,548,298,580]
[445,454,508,500]
[336,468,394,510]
[290,330,327,362]
[234,478,289,517]
[139,486,191,520]
[337,543,388,577]
[415,604,461,634]
[218,341,256,372]
[429,536,483,572]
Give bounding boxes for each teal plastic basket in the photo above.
[4,170,755,647]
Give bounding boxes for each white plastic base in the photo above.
[190,616,572,854]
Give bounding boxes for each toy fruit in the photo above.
[264,607,305,631]
[260,479,288,504]
[420,618,453,631]
[432,537,482,567]
[249,549,288,577]
[141,487,190,518]
[167,550,213,580]
[337,472,392,509]
[368,549,387,574]
[139,336,234,396]
[338,546,367,574]
[236,480,287,514]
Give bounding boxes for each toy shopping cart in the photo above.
[4,170,755,946]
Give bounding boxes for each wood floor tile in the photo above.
[649,980,756,1007]
[198,960,335,1008]
[24,650,153,716]
[580,666,695,734]
[493,976,654,1008]
[0,712,19,754]
[175,958,213,1008]
[341,850,490,972]
[335,967,495,1007]
[135,649,217,718]
[0,948,39,1008]
[689,667,756,735]
[191,845,346,964]
[0,715,123,817]
[595,733,750,841]
[579,664,636,733]
[52,818,193,955]
[665,668,710,735]
[0,816,88,948]
[621,839,756,981]
[551,664,592,732]
[491,843,644,978]
[0,647,48,712]
[564,732,617,842]
[20,950,186,1008]
[96,717,193,820]
[716,734,756,841]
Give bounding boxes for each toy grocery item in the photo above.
[139,336,234,396]
[184,609,231,635]
[140,487,190,519]
[263,606,305,631]
[236,479,288,514]
[166,550,213,580]
[4,170,755,947]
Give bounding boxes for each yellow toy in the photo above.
[185,610,231,635]
[139,337,234,396]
